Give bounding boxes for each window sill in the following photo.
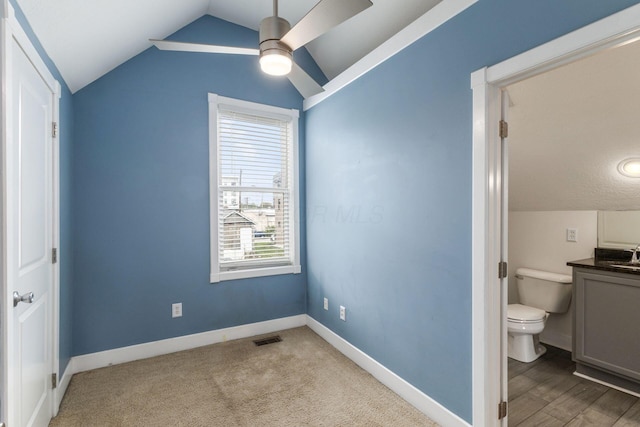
[211,264,301,283]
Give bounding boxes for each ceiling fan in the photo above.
[150,0,373,98]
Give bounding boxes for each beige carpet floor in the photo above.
[50,326,439,426]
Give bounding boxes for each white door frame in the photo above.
[471,4,640,426]
[1,1,62,424]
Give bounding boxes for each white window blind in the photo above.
[209,94,300,282]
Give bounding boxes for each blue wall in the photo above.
[8,0,75,377]
[304,0,640,422]
[71,16,324,355]
[10,0,640,423]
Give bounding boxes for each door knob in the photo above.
[13,291,34,307]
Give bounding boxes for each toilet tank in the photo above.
[515,268,572,313]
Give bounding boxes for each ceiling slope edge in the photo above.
[303,0,477,110]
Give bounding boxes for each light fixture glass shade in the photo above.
[259,51,292,76]
[617,158,640,178]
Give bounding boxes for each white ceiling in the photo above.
[15,0,440,93]
[15,0,639,211]
[507,39,640,212]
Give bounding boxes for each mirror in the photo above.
[597,211,640,249]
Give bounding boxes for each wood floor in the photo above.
[508,345,640,426]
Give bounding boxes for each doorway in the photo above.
[503,37,640,425]
[471,4,640,426]
[1,3,61,426]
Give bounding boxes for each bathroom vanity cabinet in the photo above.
[570,265,640,393]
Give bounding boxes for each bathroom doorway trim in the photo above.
[470,4,640,426]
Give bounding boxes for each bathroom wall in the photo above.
[508,210,597,350]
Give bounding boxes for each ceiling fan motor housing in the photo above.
[259,16,293,60]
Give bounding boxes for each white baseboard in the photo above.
[574,372,640,398]
[306,316,471,427]
[62,314,466,427]
[54,359,75,414]
[71,315,306,373]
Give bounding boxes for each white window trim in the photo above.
[208,93,301,283]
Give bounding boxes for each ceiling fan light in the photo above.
[260,51,292,76]
[617,158,640,178]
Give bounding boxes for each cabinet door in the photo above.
[574,270,640,381]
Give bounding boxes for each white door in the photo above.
[7,36,55,427]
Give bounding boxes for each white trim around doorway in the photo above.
[471,4,640,426]
[1,1,62,424]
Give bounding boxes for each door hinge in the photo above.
[52,373,58,389]
[499,120,508,138]
[52,248,58,264]
[498,401,508,419]
[498,261,508,279]
[52,121,58,138]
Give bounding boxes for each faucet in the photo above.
[630,244,640,264]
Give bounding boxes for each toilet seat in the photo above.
[507,303,546,322]
[507,303,548,362]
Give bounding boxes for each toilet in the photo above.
[507,268,572,363]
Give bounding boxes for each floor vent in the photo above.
[253,336,282,346]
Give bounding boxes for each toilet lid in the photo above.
[507,304,546,321]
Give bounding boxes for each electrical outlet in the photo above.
[566,228,578,242]
[172,303,182,318]
[339,305,346,321]
[323,298,329,311]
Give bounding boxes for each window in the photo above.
[209,94,301,282]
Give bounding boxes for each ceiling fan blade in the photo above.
[150,39,259,56]
[287,62,324,98]
[280,0,373,51]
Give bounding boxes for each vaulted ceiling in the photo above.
[15,0,440,93]
[508,39,640,211]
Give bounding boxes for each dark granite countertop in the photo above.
[567,248,640,276]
